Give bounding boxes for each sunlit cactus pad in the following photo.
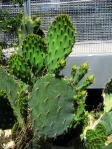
[22,34,47,74]
[47,14,76,73]
[29,74,75,138]
[8,54,31,83]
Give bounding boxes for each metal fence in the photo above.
[0,0,112,53]
[0,1,24,48]
[30,0,112,42]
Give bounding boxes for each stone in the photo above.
[0,129,4,138]
[2,47,16,58]
[2,141,15,149]
[0,129,15,149]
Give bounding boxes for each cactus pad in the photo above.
[29,74,75,138]
[22,34,47,75]
[47,14,75,73]
[0,67,24,126]
[8,54,31,83]
[86,123,107,149]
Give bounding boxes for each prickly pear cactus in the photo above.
[46,14,76,74]
[9,14,76,82]
[1,14,95,148]
[29,74,75,138]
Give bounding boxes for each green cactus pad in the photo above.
[8,54,31,83]
[87,137,107,149]
[0,67,24,126]
[86,129,97,142]
[86,123,107,149]
[29,74,75,138]
[47,14,76,73]
[95,123,107,137]
[22,34,47,75]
